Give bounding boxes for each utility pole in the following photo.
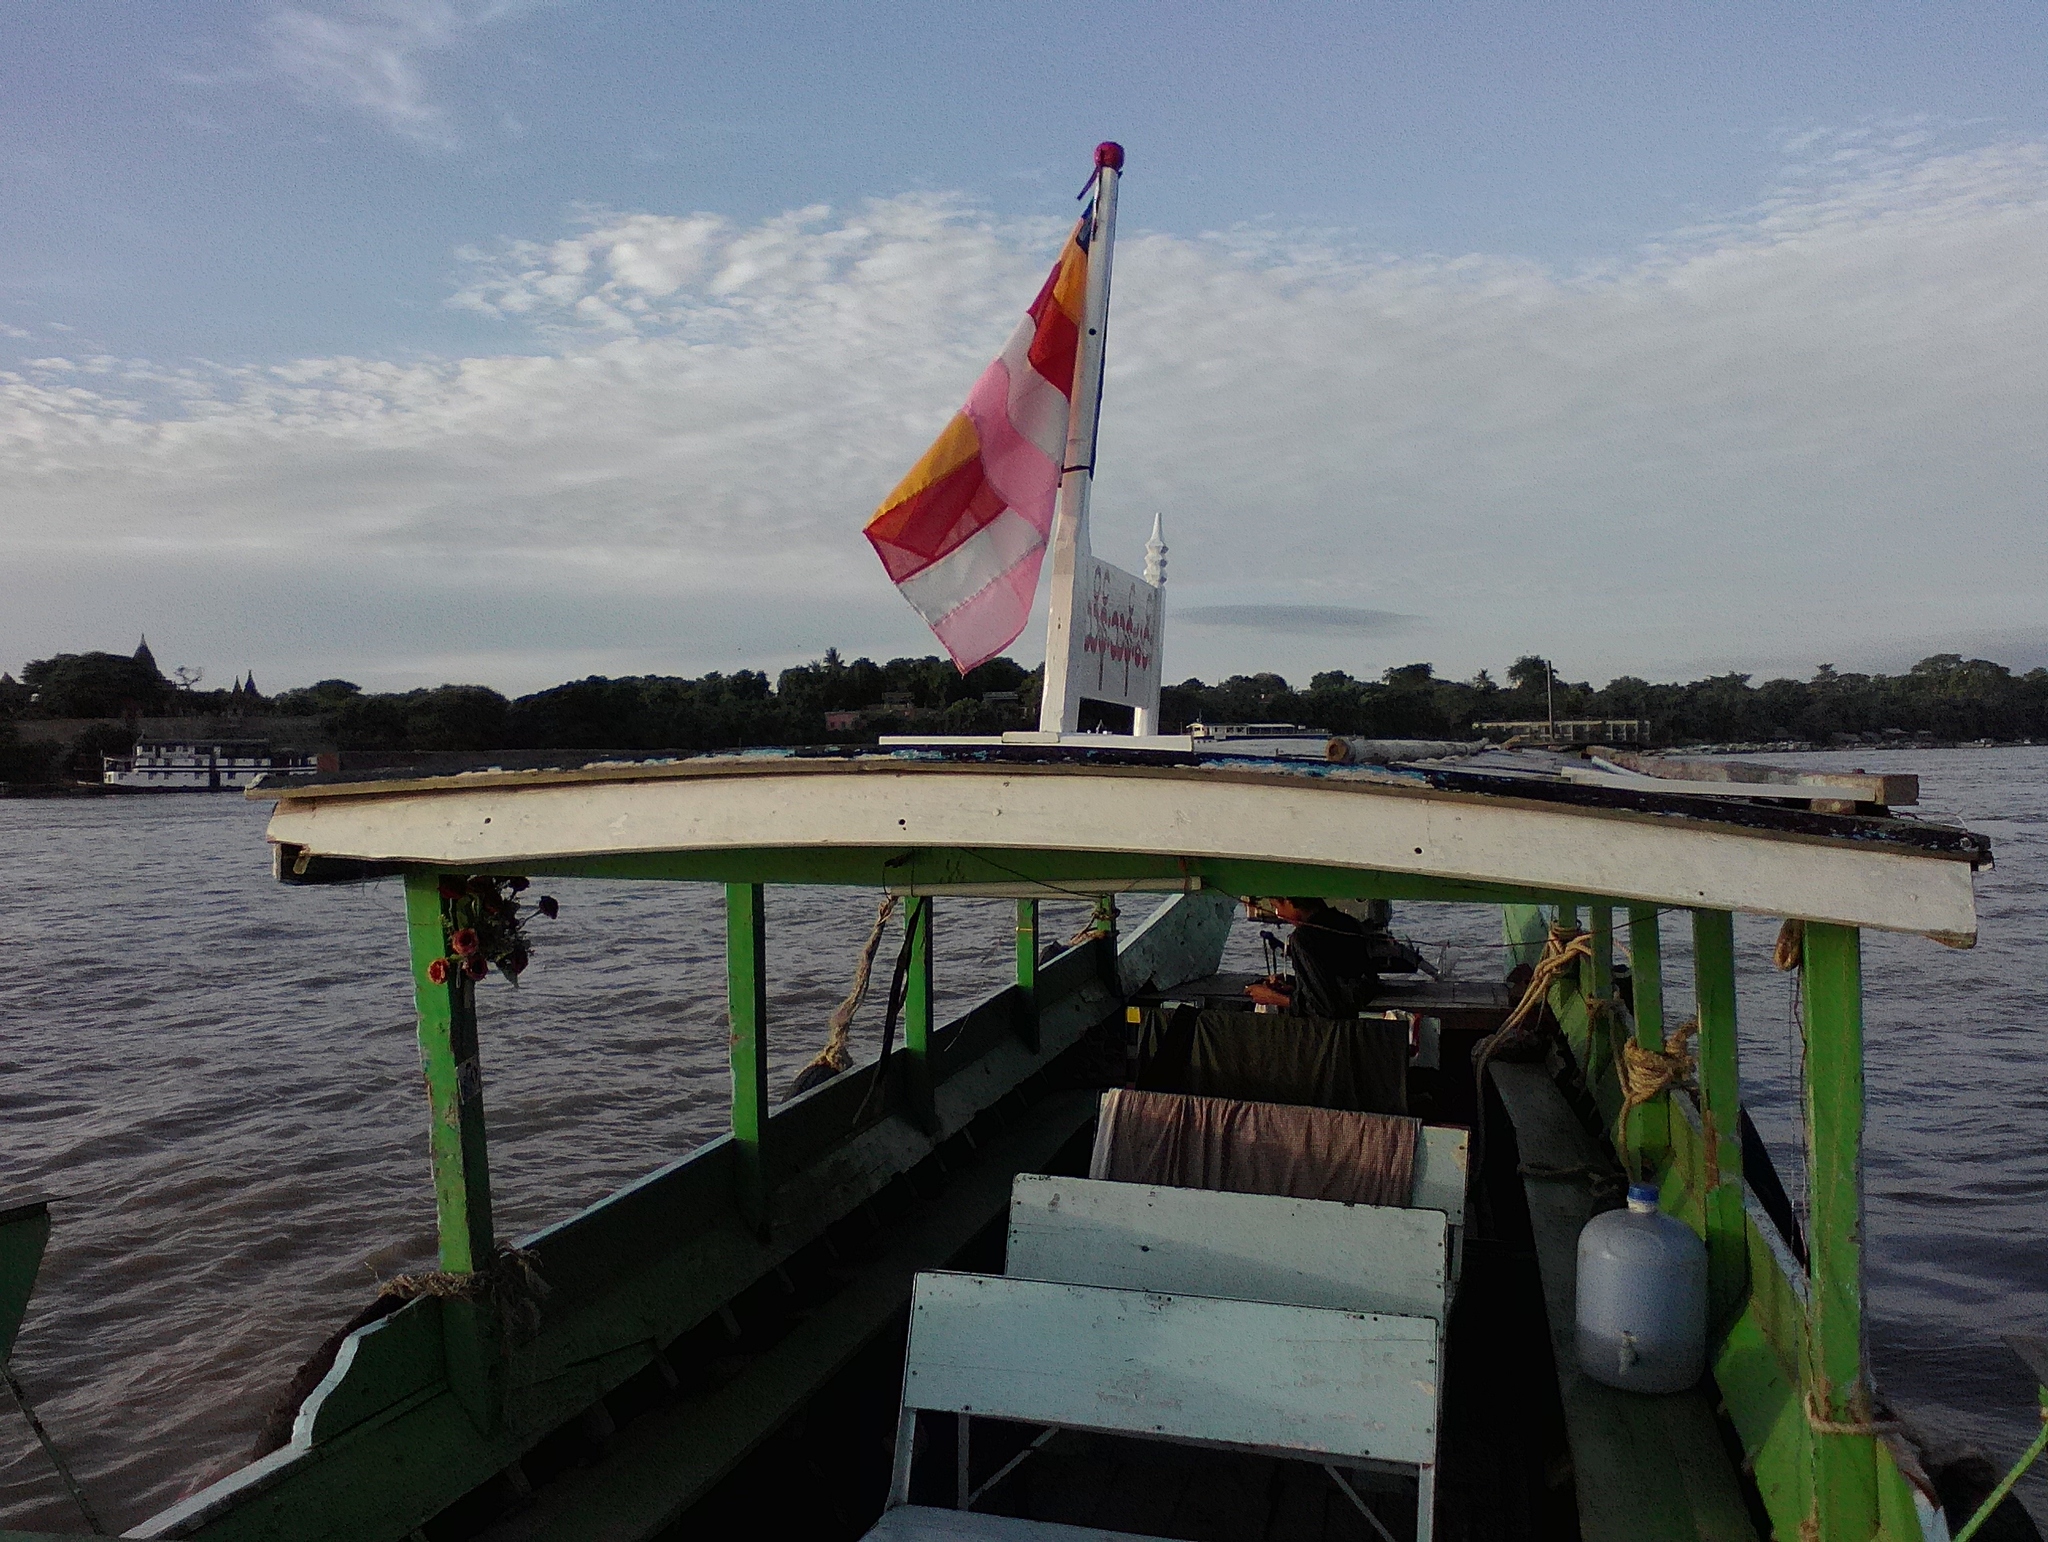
[1546,660,1556,738]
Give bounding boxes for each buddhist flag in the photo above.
[864,213,1091,672]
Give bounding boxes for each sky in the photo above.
[4,1,2046,696]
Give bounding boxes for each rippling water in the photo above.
[2,748,2042,1530]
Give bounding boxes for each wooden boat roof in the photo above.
[258,748,1987,944]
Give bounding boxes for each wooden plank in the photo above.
[1603,751,1917,808]
[1691,910,1749,1338]
[726,883,770,1232]
[864,1508,1163,1541]
[1488,1061,1759,1542]
[903,1272,1439,1469]
[1006,1176,1449,1321]
[903,896,937,1135]
[1802,923,1881,1542]
[1625,904,1669,1166]
[264,758,1981,942]
[1015,899,1040,1053]
[1114,887,1238,998]
[1411,1125,1469,1220]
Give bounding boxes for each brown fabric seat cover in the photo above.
[1089,1086,1420,1210]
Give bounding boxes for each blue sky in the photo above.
[5,2,2047,693]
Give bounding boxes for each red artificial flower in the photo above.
[536,895,559,919]
[438,878,464,900]
[450,928,482,957]
[461,956,489,981]
[426,958,451,985]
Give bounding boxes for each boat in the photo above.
[4,144,2037,1542]
[101,738,317,791]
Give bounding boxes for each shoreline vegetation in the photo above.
[4,643,2045,792]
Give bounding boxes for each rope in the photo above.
[1773,918,1805,972]
[1801,1388,1907,1437]
[1470,925,1592,1178]
[1611,1016,1697,1179]
[380,1244,550,1346]
[795,896,899,1086]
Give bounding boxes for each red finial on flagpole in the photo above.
[1095,141,1125,170]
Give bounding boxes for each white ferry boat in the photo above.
[102,738,317,791]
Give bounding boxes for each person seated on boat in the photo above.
[1244,897,1381,1016]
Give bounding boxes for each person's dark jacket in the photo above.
[1286,906,1381,1017]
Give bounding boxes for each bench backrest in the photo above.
[1007,1174,1450,1323]
[900,1270,1439,1469]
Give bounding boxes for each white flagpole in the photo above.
[1037,141,1123,735]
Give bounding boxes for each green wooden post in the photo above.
[1626,903,1669,1167]
[1802,922,1880,1542]
[903,896,937,1133]
[405,870,498,1428]
[1015,899,1041,1053]
[1586,903,1615,1003]
[726,883,770,1234]
[407,871,495,1270]
[1692,909,1748,1336]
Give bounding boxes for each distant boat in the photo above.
[102,737,316,791]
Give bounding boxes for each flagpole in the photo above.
[1037,140,1123,735]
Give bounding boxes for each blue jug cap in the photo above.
[1626,1183,1661,1212]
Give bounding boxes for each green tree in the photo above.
[20,651,170,717]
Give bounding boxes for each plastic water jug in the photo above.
[1575,1183,1707,1393]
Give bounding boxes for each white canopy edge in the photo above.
[262,760,1979,943]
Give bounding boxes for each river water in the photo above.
[2,748,2043,1531]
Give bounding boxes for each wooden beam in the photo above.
[1691,910,1748,1338]
[1626,904,1669,1168]
[1801,922,1880,1542]
[726,883,769,1235]
[264,757,1981,941]
[902,896,936,1135]
[1014,899,1040,1053]
[403,870,499,1430]
[1604,751,1916,809]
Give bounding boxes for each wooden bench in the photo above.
[872,1270,1441,1542]
[1006,1173,1451,1324]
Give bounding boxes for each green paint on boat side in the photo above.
[1626,902,1670,1169]
[1692,909,1749,1337]
[136,908,1132,1542]
[1802,922,1882,1542]
[1014,899,1040,1053]
[0,1199,51,1369]
[902,896,937,1134]
[726,883,770,1234]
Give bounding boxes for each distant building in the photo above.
[824,710,864,732]
[1474,719,1648,747]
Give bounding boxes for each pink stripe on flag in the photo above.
[929,543,1048,670]
[962,355,1063,541]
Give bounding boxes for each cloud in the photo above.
[259,2,528,149]
[3,137,2046,691]
[1177,606,1415,635]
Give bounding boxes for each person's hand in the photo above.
[1245,978,1291,1008]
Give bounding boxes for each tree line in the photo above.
[4,642,2045,784]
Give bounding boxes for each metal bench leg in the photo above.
[887,1407,917,1507]
[1416,1460,1436,1542]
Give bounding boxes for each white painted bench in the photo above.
[1006,1173,1451,1324]
[872,1270,1439,1542]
